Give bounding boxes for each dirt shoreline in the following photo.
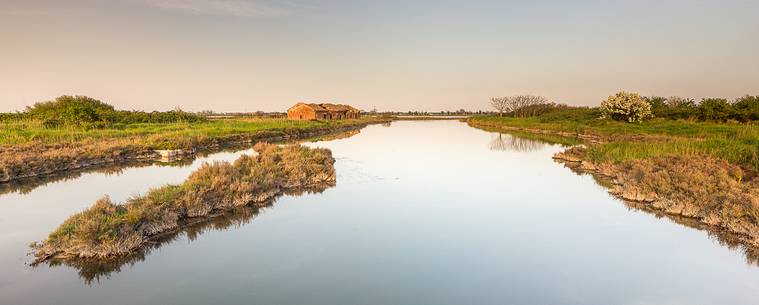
[0,121,379,184]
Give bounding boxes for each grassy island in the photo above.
[32,143,336,263]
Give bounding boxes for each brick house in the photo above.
[287,103,360,120]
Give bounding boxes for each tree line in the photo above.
[490,93,759,123]
[1,95,206,128]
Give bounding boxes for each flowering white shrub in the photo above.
[600,91,653,123]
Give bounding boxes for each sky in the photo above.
[1,0,758,112]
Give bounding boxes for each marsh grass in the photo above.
[469,116,759,172]
[32,143,336,262]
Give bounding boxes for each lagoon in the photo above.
[0,120,757,305]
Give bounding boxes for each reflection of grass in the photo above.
[469,116,759,172]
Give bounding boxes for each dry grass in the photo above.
[31,143,336,262]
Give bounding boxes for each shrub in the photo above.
[698,98,733,121]
[733,95,759,122]
[536,106,599,123]
[645,96,668,118]
[600,91,652,123]
[664,96,698,120]
[21,95,206,128]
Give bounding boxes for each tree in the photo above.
[733,95,759,121]
[698,98,733,121]
[490,95,549,117]
[600,91,652,123]
[507,95,549,117]
[490,97,509,116]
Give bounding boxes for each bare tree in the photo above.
[490,97,509,116]
[489,133,545,152]
[508,95,549,117]
[491,94,550,117]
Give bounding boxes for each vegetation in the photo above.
[0,96,387,183]
[15,95,207,129]
[600,91,652,123]
[489,95,549,117]
[31,143,336,262]
[644,95,759,122]
[478,92,759,247]
[475,90,759,246]
[469,112,759,173]
[555,147,759,246]
[477,91,759,172]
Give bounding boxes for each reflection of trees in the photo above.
[555,159,759,267]
[489,133,546,152]
[37,184,334,285]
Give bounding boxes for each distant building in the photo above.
[287,103,360,120]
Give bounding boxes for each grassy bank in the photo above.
[32,143,336,263]
[468,111,759,247]
[0,117,386,183]
[468,115,759,173]
[0,117,380,147]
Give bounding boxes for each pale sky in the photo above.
[1,0,758,112]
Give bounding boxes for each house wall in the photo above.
[287,104,361,120]
[287,106,316,120]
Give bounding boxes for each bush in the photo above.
[733,95,759,121]
[698,98,733,121]
[645,96,668,118]
[21,95,206,128]
[600,91,653,123]
[536,106,599,123]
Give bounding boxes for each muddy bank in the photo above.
[554,146,759,247]
[0,121,375,184]
[31,143,336,264]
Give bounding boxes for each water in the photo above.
[0,120,757,305]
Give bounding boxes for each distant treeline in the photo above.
[490,94,759,123]
[1,95,206,128]
[646,95,759,122]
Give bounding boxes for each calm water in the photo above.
[1,120,758,305]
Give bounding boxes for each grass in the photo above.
[32,143,336,262]
[468,115,759,173]
[0,117,386,183]
[471,111,759,246]
[0,117,381,147]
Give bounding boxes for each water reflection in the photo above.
[0,160,188,196]
[555,159,759,267]
[489,133,546,152]
[3,121,759,305]
[36,185,333,285]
